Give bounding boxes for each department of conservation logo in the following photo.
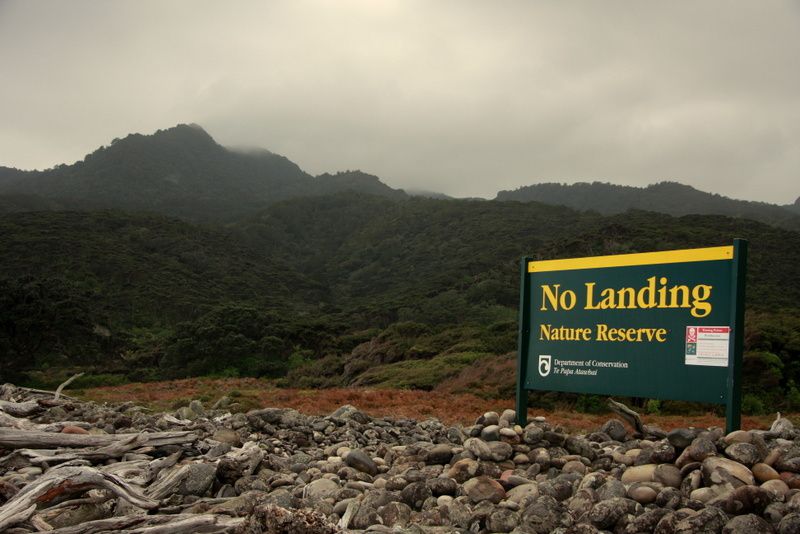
[538,354,552,377]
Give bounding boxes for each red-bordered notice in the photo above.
[685,326,730,367]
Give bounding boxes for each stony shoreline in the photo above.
[1,383,800,533]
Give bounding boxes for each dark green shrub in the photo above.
[741,394,766,415]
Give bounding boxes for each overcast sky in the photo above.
[1,1,798,203]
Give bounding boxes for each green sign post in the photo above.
[516,240,747,432]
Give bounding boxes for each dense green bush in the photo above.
[575,395,608,414]
[0,276,111,381]
[742,394,766,415]
[644,399,662,415]
[160,305,291,377]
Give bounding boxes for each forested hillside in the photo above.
[0,211,322,323]
[1,195,799,414]
[496,181,800,231]
[237,195,800,314]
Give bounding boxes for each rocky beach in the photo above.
[2,383,800,533]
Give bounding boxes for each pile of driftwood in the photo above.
[0,378,253,533]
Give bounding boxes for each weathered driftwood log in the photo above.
[338,499,359,529]
[607,398,645,435]
[2,434,147,468]
[0,383,16,401]
[0,411,91,434]
[143,451,182,485]
[100,462,152,491]
[0,410,39,431]
[44,490,112,512]
[41,514,244,534]
[54,373,85,401]
[606,398,666,439]
[157,496,234,515]
[0,466,159,531]
[3,384,78,403]
[1,420,96,437]
[217,441,263,477]
[29,513,54,531]
[0,373,83,407]
[771,412,783,430]
[147,462,217,500]
[0,399,46,418]
[0,428,197,449]
[100,451,181,487]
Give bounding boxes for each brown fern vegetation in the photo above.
[78,378,787,432]
[435,352,518,398]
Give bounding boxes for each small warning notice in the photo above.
[685,326,730,367]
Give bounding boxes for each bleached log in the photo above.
[338,500,358,529]
[147,462,217,500]
[0,417,93,436]
[217,441,263,477]
[99,460,151,485]
[158,414,190,426]
[0,400,45,418]
[42,514,244,534]
[29,513,53,531]
[11,386,78,402]
[143,451,182,485]
[156,497,236,517]
[0,466,158,531]
[6,434,146,468]
[1,446,178,484]
[101,451,181,487]
[607,398,645,435]
[54,373,84,401]
[0,504,37,532]
[0,410,39,430]
[771,412,783,430]
[0,428,197,449]
[0,413,91,434]
[45,490,112,512]
[0,383,17,401]
[127,514,244,534]
[606,398,665,439]
[35,491,115,530]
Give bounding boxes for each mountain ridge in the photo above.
[496,181,800,231]
[0,124,406,221]
[2,124,797,229]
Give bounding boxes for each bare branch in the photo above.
[54,373,85,401]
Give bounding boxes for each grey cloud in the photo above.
[0,0,798,203]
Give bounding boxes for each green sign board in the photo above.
[516,240,747,432]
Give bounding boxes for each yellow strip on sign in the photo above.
[528,245,733,273]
